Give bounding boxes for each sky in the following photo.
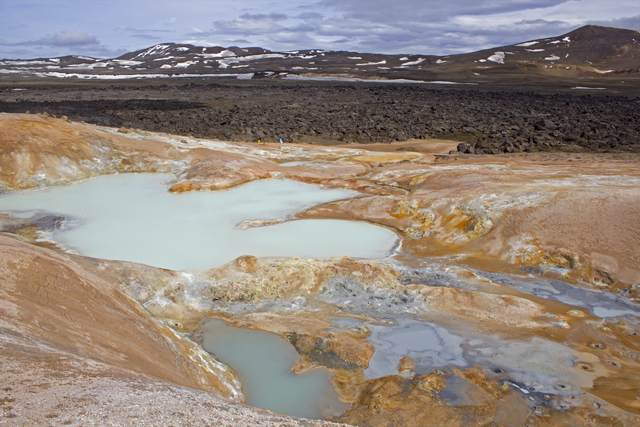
[0,0,639,59]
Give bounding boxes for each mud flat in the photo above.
[1,113,639,426]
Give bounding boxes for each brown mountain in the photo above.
[0,25,638,84]
[440,25,640,75]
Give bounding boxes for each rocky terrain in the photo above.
[1,113,639,426]
[1,81,640,155]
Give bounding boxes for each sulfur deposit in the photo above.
[1,113,639,426]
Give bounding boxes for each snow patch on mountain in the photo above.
[29,71,255,80]
[173,61,198,68]
[284,74,423,83]
[199,50,235,58]
[217,53,287,68]
[405,58,425,66]
[516,41,539,47]
[66,63,106,69]
[133,44,171,59]
[1,60,51,65]
[487,52,505,64]
[356,60,386,66]
[112,60,144,66]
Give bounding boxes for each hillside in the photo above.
[1,25,638,84]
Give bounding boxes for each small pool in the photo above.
[0,173,398,270]
[202,319,348,420]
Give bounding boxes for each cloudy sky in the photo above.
[1,0,638,59]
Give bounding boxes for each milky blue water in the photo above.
[0,173,398,270]
[202,319,347,420]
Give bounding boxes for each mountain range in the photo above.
[1,25,639,84]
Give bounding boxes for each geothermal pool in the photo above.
[4,171,636,423]
[0,173,398,270]
[202,319,348,420]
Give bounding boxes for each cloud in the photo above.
[44,31,99,46]
[0,31,125,59]
[182,0,586,55]
[296,12,323,20]
[120,27,175,42]
[189,12,328,50]
[207,16,288,37]
[129,33,166,41]
[0,31,99,47]
[457,18,576,45]
[319,0,572,23]
[226,38,252,45]
[158,17,177,26]
[265,31,318,45]
[589,14,640,32]
[182,37,252,47]
[238,13,288,21]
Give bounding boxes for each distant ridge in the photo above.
[454,25,640,70]
[1,25,639,83]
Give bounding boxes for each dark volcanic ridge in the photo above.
[1,25,640,84]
